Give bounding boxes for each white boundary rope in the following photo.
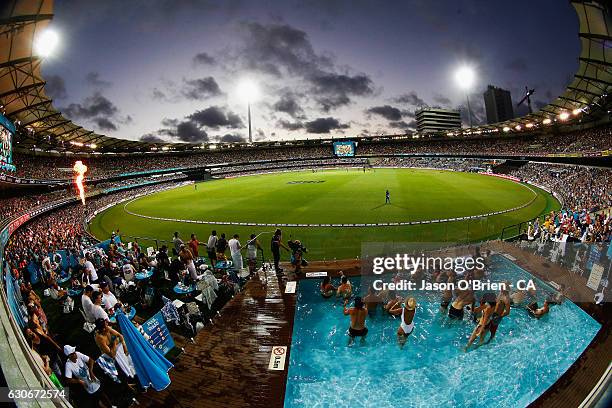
[120,173,540,228]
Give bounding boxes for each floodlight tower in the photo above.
[517,86,536,114]
[238,79,259,143]
[455,66,476,128]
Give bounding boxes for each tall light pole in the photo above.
[238,79,259,143]
[247,101,252,143]
[455,66,476,128]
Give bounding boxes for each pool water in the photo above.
[284,256,601,408]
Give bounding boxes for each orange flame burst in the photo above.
[73,160,88,205]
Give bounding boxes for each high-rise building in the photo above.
[483,85,515,124]
[415,108,462,133]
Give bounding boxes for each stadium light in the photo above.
[559,111,570,121]
[502,126,511,132]
[515,125,522,131]
[455,66,475,90]
[34,29,59,58]
[525,123,534,128]
[572,108,582,116]
[237,79,259,143]
[454,66,476,128]
[542,118,552,125]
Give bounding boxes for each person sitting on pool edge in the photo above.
[343,296,368,345]
[336,275,352,299]
[320,276,336,298]
[389,297,416,348]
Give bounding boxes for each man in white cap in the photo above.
[63,345,100,395]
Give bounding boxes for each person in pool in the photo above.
[527,299,550,318]
[363,286,382,315]
[464,294,496,351]
[320,276,336,298]
[510,289,527,308]
[448,288,473,321]
[344,296,368,345]
[384,293,403,316]
[440,275,454,312]
[390,297,416,348]
[486,283,511,343]
[336,275,352,299]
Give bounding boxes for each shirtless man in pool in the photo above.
[337,275,353,299]
[344,297,368,345]
[448,287,474,321]
[487,284,511,343]
[465,296,496,351]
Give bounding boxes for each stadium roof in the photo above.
[0,0,610,153]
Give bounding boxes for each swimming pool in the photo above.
[284,256,601,408]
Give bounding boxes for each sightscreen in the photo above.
[0,113,15,172]
[333,141,355,157]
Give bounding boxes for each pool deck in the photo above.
[138,267,296,408]
[137,245,609,408]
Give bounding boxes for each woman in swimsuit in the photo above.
[390,297,416,348]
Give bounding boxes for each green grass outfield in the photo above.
[89,168,560,260]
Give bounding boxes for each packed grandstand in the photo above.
[1,1,611,408]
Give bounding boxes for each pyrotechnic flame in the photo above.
[73,160,88,205]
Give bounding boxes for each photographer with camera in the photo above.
[288,239,308,276]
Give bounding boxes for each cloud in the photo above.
[255,128,266,140]
[389,120,416,129]
[189,106,244,129]
[433,93,452,106]
[218,133,246,143]
[237,21,329,77]
[140,133,166,143]
[45,75,67,100]
[272,91,305,119]
[235,22,374,111]
[366,105,402,121]
[193,52,216,66]
[393,91,426,107]
[277,119,304,131]
[304,117,349,133]
[62,92,118,119]
[160,120,209,142]
[505,58,528,72]
[92,117,117,131]
[152,77,223,102]
[310,73,374,111]
[181,77,222,100]
[85,72,112,89]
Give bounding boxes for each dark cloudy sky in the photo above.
[41,0,579,143]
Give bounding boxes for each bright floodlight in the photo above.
[237,79,259,102]
[559,111,570,121]
[34,29,59,58]
[455,66,475,90]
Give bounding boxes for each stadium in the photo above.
[0,1,610,407]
